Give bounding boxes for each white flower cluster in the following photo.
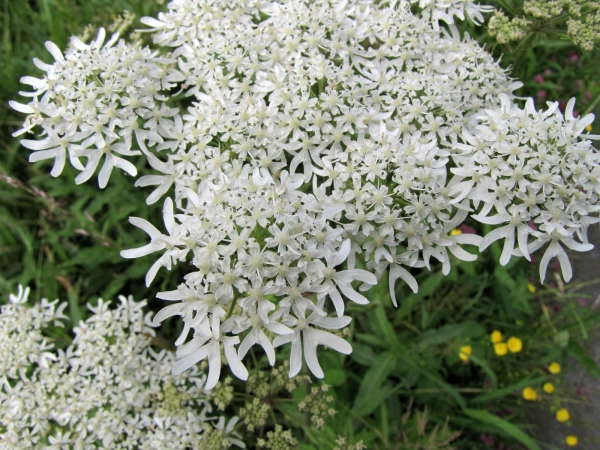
[0,287,244,449]
[407,0,494,28]
[12,0,599,387]
[454,95,600,283]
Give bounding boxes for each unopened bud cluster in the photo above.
[488,11,530,43]
[298,384,337,430]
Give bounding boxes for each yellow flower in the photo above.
[527,283,536,293]
[543,382,555,394]
[490,330,503,343]
[507,337,523,353]
[549,362,561,374]
[566,435,578,446]
[494,342,508,356]
[459,345,472,361]
[587,124,593,132]
[522,387,538,401]
[450,229,462,236]
[556,408,570,422]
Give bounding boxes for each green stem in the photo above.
[583,94,600,117]
[225,296,238,319]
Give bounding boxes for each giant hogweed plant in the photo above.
[10,0,600,390]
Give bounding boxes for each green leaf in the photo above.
[355,333,385,347]
[553,330,570,349]
[353,351,397,416]
[569,341,600,378]
[351,343,377,366]
[323,368,347,387]
[469,375,549,404]
[417,321,485,347]
[373,303,397,346]
[464,409,541,450]
[468,353,498,389]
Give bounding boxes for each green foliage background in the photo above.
[1,1,600,449]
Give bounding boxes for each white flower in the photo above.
[120,197,189,286]
[1,288,240,448]
[172,318,248,389]
[318,240,377,316]
[13,0,598,386]
[273,303,352,378]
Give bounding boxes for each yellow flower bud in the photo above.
[494,342,508,356]
[527,283,536,293]
[587,124,593,132]
[459,345,472,362]
[556,408,570,422]
[543,382,555,394]
[522,387,538,401]
[490,330,503,343]
[566,435,578,446]
[549,362,561,374]
[507,337,523,353]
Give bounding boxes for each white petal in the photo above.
[539,242,557,284]
[257,330,276,366]
[448,245,477,262]
[152,303,184,324]
[499,227,515,266]
[32,57,53,71]
[264,320,293,335]
[303,333,324,378]
[174,323,192,347]
[128,217,163,239]
[70,36,89,51]
[22,138,55,151]
[327,287,345,316]
[517,226,531,261]
[145,255,166,287]
[205,344,222,390]
[555,243,573,282]
[336,268,377,284]
[273,332,294,347]
[311,315,351,330]
[337,281,370,305]
[310,329,352,354]
[472,214,507,225]
[238,330,258,361]
[172,345,210,376]
[9,101,34,114]
[565,98,576,121]
[135,175,166,187]
[224,338,248,381]
[74,154,102,184]
[98,156,114,189]
[113,155,138,177]
[480,226,509,251]
[289,333,303,378]
[332,239,351,267]
[156,288,186,301]
[45,41,65,62]
[391,264,418,295]
[29,148,56,163]
[163,197,176,235]
[120,242,163,259]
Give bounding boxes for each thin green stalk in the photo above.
[583,94,600,116]
[226,296,238,319]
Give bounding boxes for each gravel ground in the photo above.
[525,226,600,450]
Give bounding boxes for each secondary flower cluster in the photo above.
[0,286,243,449]
[488,0,600,51]
[12,0,599,386]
